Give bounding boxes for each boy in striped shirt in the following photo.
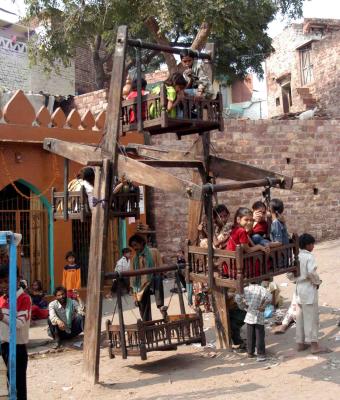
[0,264,31,400]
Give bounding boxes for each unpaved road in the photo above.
[27,240,340,400]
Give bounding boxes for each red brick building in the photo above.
[266,18,340,118]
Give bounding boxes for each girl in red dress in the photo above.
[225,207,270,278]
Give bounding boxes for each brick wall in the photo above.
[71,90,340,262]
[266,20,340,118]
[73,89,108,116]
[75,46,101,95]
[151,120,340,261]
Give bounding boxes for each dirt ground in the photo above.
[26,239,340,400]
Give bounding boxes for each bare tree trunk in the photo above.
[91,35,109,90]
[144,16,177,74]
[191,22,212,51]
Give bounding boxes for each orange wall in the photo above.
[0,142,84,288]
[0,132,147,288]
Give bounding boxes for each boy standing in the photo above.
[0,265,31,400]
[62,251,81,299]
[236,283,272,361]
[112,248,131,294]
[296,233,329,354]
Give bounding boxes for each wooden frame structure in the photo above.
[43,26,297,384]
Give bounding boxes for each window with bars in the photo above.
[300,45,313,85]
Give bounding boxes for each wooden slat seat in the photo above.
[106,311,206,360]
[186,235,300,292]
[121,88,224,136]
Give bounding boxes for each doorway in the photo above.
[0,181,50,290]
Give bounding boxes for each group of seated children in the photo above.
[202,198,290,258]
[122,49,213,123]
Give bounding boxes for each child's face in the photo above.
[175,84,186,93]
[181,56,194,69]
[237,214,253,228]
[67,256,75,265]
[305,243,314,252]
[124,252,131,259]
[219,210,230,226]
[32,281,39,291]
[253,207,266,222]
[245,218,254,232]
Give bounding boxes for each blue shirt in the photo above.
[270,219,289,244]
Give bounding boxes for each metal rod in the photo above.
[63,159,69,221]
[202,178,283,193]
[127,39,211,60]
[136,46,143,132]
[116,279,127,359]
[105,263,185,279]
[175,271,186,315]
[8,232,17,400]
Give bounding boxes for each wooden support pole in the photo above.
[83,159,112,384]
[213,286,232,349]
[63,158,69,221]
[83,25,128,384]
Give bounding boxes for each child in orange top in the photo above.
[62,251,81,299]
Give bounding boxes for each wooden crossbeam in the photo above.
[140,159,203,169]
[117,155,202,200]
[126,143,293,189]
[43,138,202,200]
[209,156,293,189]
[126,143,196,161]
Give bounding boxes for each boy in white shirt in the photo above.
[111,248,131,294]
[296,233,330,354]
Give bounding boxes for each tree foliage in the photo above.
[23,0,307,89]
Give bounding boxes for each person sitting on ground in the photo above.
[177,49,213,98]
[126,78,149,123]
[251,201,271,246]
[236,283,272,362]
[129,234,164,321]
[0,264,31,400]
[149,73,187,118]
[295,233,330,354]
[29,280,49,320]
[48,286,85,348]
[62,251,81,300]
[111,247,131,295]
[273,292,297,334]
[261,279,283,309]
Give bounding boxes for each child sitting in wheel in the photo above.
[251,201,271,246]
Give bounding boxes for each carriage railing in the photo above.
[187,235,300,292]
[106,312,205,360]
[52,185,141,221]
[121,85,223,133]
[52,186,90,222]
[111,190,140,218]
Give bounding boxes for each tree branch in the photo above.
[144,16,177,74]
[191,22,212,51]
